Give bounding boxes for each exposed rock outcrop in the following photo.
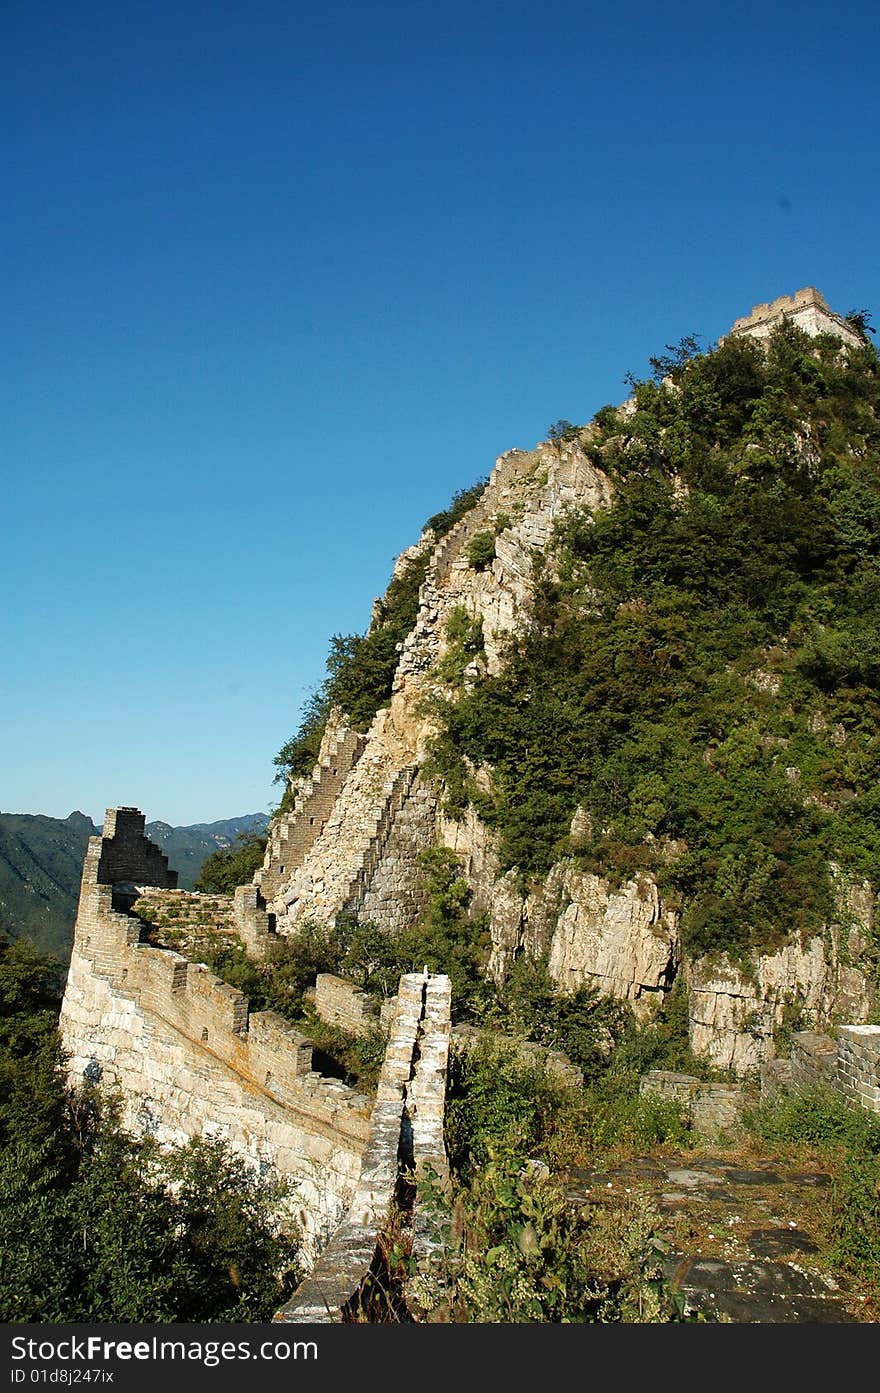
[688,927,875,1074]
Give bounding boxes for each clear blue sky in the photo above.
[3,0,879,827]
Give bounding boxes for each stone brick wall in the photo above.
[639,1070,748,1137]
[60,810,372,1259]
[639,1070,701,1107]
[690,1085,747,1136]
[233,883,276,957]
[349,769,437,933]
[258,722,367,904]
[87,807,178,904]
[313,973,381,1036]
[758,1027,880,1117]
[836,1025,880,1114]
[274,972,451,1323]
[789,1031,838,1089]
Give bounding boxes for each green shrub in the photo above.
[194,831,268,893]
[437,607,484,686]
[413,1144,679,1322]
[464,530,497,570]
[444,1040,579,1178]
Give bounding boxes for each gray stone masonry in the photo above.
[690,1085,747,1137]
[758,1027,880,1116]
[233,884,276,957]
[790,1031,838,1090]
[639,1070,701,1106]
[836,1025,880,1114]
[314,973,381,1037]
[91,807,178,900]
[341,765,421,919]
[356,774,437,935]
[639,1070,748,1137]
[407,975,453,1286]
[724,287,863,350]
[760,1057,793,1100]
[274,971,452,1323]
[258,722,367,903]
[60,809,373,1256]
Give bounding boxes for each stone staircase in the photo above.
[258,725,367,903]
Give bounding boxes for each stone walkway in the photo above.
[567,1152,872,1323]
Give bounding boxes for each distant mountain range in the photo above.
[0,810,269,960]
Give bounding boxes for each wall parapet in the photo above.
[314,973,383,1037]
[639,1070,748,1137]
[274,971,452,1323]
[60,809,374,1257]
[724,286,862,349]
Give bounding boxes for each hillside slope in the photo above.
[262,292,880,1074]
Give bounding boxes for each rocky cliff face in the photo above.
[257,426,876,1074]
[688,879,875,1072]
[259,433,612,939]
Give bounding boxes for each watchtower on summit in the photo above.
[724,286,862,349]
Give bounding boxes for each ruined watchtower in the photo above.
[724,286,863,349]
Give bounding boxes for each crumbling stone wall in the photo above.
[87,805,177,907]
[274,972,451,1323]
[262,433,611,943]
[789,1032,838,1090]
[352,772,436,932]
[758,1027,880,1116]
[258,721,367,904]
[639,1070,748,1137]
[313,973,381,1036]
[60,809,372,1258]
[127,883,276,961]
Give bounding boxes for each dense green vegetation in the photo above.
[426,323,880,961]
[0,935,301,1322]
[411,1141,678,1322]
[0,812,95,958]
[195,828,268,892]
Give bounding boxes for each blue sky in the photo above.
[3,0,879,827]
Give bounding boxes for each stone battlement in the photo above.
[725,286,862,349]
[258,717,368,904]
[759,1026,880,1115]
[60,809,373,1257]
